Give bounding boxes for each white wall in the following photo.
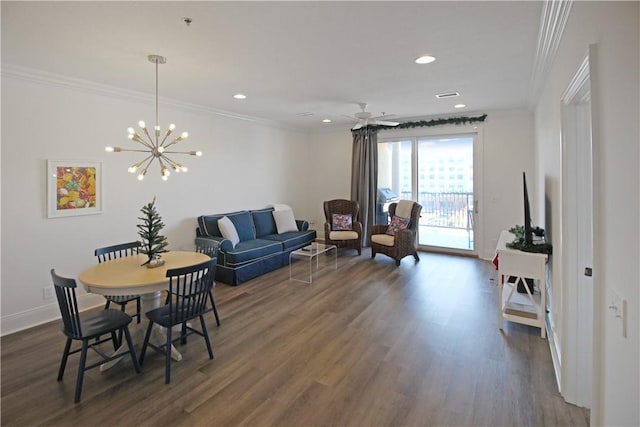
[0,69,311,334]
[534,2,639,425]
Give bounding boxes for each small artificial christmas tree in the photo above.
[137,197,169,266]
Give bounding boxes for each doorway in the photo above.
[378,133,477,254]
[560,53,594,409]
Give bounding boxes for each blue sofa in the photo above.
[196,208,317,285]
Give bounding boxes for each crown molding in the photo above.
[1,63,296,130]
[528,0,573,110]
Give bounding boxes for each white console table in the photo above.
[496,230,548,338]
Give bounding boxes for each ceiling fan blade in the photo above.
[374,120,400,127]
[371,113,397,120]
[351,122,363,130]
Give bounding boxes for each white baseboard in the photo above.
[1,294,105,336]
[546,314,562,393]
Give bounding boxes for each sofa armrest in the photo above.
[296,219,309,231]
[195,235,233,252]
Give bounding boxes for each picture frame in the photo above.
[47,160,102,218]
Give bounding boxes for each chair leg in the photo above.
[139,321,154,366]
[111,331,119,350]
[116,303,126,346]
[57,337,72,381]
[209,291,221,326]
[395,259,401,266]
[180,322,187,345]
[74,340,89,403]
[136,297,141,323]
[165,326,172,384]
[414,252,420,262]
[199,315,214,360]
[122,327,141,374]
[104,300,111,310]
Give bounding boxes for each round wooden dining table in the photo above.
[79,251,211,370]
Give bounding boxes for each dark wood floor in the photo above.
[1,250,589,426]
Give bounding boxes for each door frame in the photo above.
[559,49,597,410]
[379,125,484,257]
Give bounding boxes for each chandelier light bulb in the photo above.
[138,121,146,129]
[180,166,188,172]
[105,146,114,152]
[169,124,176,131]
[181,132,189,139]
[128,166,138,173]
[157,147,165,153]
[137,173,145,181]
[127,127,135,134]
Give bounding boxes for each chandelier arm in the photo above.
[131,136,155,150]
[118,148,150,153]
[142,127,155,147]
[160,154,180,167]
[141,156,157,174]
[159,130,173,147]
[162,150,196,155]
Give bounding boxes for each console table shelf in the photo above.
[496,230,548,338]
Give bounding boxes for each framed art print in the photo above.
[47,160,102,218]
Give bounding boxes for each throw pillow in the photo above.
[218,216,240,247]
[273,209,298,234]
[386,215,410,236]
[332,213,353,231]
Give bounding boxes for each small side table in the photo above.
[289,242,337,283]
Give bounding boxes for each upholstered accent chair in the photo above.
[370,201,422,266]
[323,199,362,255]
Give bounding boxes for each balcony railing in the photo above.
[399,191,474,250]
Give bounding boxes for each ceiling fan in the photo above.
[348,102,400,130]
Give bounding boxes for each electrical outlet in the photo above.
[43,287,55,300]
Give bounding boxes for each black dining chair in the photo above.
[165,239,221,326]
[51,269,141,403]
[139,258,216,384]
[95,241,142,345]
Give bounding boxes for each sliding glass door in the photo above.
[378,134,476,253]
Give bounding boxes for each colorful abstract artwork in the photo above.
[47,160,102,218]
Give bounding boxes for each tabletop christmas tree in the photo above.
[137,197,168,266]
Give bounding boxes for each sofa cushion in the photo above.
[198,211,245,237]
[262,229,317,251]
[251,208,277,237]
[273,209,298,234]
[221,239,283,266]
[228,211,256,242]
[218,216,240,247]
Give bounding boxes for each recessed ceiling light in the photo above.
[322,119,332,123]
[233,94,247,100]
[454,104,466,109]
[415,55,436,64]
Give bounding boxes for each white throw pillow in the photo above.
[217,216,240,247]
[272,209,298,234]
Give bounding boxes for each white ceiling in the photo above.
[1,1,543,132]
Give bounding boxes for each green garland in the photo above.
[506,225,553,255]
[354,113,488,132]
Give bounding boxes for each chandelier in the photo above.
[105,54,202,181]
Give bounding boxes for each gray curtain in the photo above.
[350,127,378,247]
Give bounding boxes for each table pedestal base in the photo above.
[100,291,182,371]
